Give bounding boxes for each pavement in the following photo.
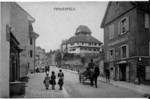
[24,72,69,98]
[61,68,150,97]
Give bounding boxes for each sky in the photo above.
[18,2,108,52]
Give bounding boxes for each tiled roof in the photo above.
[63,34,102,44]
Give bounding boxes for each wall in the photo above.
[10,2,29,77]
[0,2,10,97]
[28,37,35,71]
[104,8,137,61]
[104,2,134,25]
[136,9,150,56]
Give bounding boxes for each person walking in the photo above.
[43,73,50,90]
[106,69,110,82]
[58,69,64,90]
[50,71,56,90]
[88,59,95,69]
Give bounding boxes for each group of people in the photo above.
[43,69,64,90]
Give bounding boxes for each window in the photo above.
[145,66,150,80]
[71,43,74,46]
[120,45,129,58]
[109,49,114,61]
[109,24,114,40]
[30,38,33,45]
[145,13,150,29]
[89,43,91,46]
[149,42,150,56]
[30,50,33,57]
[115,2,119,11]
[120,17,129,35]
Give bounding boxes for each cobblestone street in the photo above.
[25,72,68,98]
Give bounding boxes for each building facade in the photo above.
[35,46,47,69]
[62,25,102,56]
[101,2,150,84]
[28,23,39,73]
[0,2,37,97]
[61,25,103,70]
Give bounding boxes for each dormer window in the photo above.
[115,2,119,11]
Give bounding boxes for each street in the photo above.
[55,67,143,98]
[25,66,143,98]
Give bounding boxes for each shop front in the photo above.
[9,32,25,97]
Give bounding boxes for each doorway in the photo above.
[119,64,126,81]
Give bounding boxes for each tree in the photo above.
[54,51,62,67]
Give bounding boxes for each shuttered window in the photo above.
[109,49,115,61]
[118,21,121,35]
[145,13,150,29]
[109,24,114,40]
[30,50,33,57]
[120,17,129,35]
[120,44,129,58]
[149,42,150,56]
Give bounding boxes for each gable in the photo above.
[101,2,135,28]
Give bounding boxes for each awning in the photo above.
[117,60,127,65]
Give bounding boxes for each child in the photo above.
[44,73,50,90]
[51,71,56,90]
[58,69,64,90]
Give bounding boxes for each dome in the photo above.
[75,25,91,35]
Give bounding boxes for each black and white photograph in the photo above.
[0,0,150,98]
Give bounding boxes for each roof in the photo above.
[63,34,102,44]
[30,31,39,37]
[75,25,91,35]
[101,1,150,28]
[29,23,39,37]
[15,2,35,23]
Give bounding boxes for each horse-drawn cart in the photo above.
[78,68,94,84]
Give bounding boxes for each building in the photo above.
[62,25,102,56]
[35,46,47,69]
[46,50,57,66]
[28,23,39,73]
[0,2,38,97]
[61,25,103,70]
[101,2,150,85]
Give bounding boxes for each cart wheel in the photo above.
[79,75,81,83]
[82,77,85,84]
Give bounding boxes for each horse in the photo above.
[89,66,100,88]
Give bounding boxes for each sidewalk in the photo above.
[24,72,69,98]
[61,68,150,96]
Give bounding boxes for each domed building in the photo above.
[61,25,102,56]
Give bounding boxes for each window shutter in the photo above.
[119,47,122,59]
[126,45,129,58]
[112,24,114,39]
[113,49,115,60]
[109,26,111,39]
[126,17,129,32]
[118,21,121,35]
[107,51,109,61]
[149,42,150,56]
[145,13,149,29]
[109,24,114,39]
